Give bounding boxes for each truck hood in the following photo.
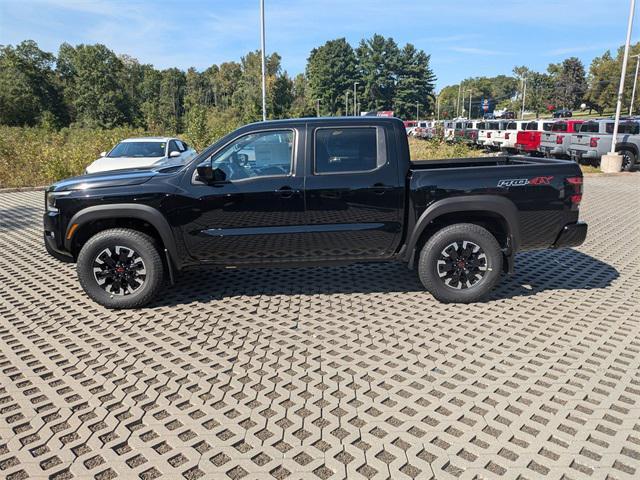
[85,156,166,174]
[49,168,163,192]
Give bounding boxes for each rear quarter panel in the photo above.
[408,159,582,250]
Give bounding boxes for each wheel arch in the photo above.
[615,142,638,156]
[64,204,180,269]
[405,195,521,269]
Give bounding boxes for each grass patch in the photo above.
[580,164,601,174]
[408,137,482,160]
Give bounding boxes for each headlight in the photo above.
[46,191,71,212]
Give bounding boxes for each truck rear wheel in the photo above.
[77,228,164,309]
[619,149,636,171]
[418,223,502,303]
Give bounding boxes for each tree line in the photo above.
[439,42,640,119]
[0,37,435,148]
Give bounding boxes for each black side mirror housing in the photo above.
[196,162,228,184]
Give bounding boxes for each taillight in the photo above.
[487,132,492,138]
[590,137,599,148]
[505,133,510,140]
[566,176,583,209]
[556,135,564,144]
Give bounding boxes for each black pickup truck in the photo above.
[44,117,587,308]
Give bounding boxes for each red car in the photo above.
[515,120,556,155]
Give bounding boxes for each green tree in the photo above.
[394,43,436,119]
[158,68,186,132]
[57,43,130,128]
[0,40,64,126]
[289,73,315,118]
[184,105,209,150]
[306,38,357,115]
[356,34,400,113]
[232,51,284,122]
[214,62,242,109]
[547,57,587,110]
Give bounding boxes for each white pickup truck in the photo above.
[477,120,507,149]
[497,121,528,153]
[569,119,639,171]
[539,120,583,159]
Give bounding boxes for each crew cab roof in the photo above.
[245,116,404,128]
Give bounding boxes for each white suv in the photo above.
[85,137,197,174]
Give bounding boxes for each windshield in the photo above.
[108,142,166,158]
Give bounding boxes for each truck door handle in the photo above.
[275,186,298,199]
[373,183,392,195]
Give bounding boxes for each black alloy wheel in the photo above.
[418,223,502,303]
[92,245,147,296]
[77,228,164,309]
[436,241,488,290]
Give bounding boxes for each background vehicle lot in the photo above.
[0,174,639,479]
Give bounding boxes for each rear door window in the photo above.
[552,122,568,132]
[315,127,386,174]
[578,122,600,133]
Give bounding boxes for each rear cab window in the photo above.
[314,127,387,174]
[577,122,600,133]
[552,123,568,132]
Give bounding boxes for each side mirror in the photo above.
[169,151,181,158]
[100,151,107,157]
[196,162,228,184]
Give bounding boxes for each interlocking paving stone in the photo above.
[0,173,639,479]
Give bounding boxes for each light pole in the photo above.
[521,76,527,120]
[259,0,267,122]
[436,94,440,121]
[416,102,419,122]
[345,91,350,116]
[629,54,640,115]
[608,0,636,162]
[316,99,320,117]
[468,91,472,119]
[353,82,359,116]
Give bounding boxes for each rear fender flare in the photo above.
[615,142,638,157]
[63,204,180,269]
[404,195,521,262]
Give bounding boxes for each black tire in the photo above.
[418,223,503,303]
[77,228,164,309]
[618,149,636,172]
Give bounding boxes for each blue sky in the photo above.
[1,0,638,88]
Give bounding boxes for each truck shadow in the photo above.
[151,248,618,308]
[490,248,619,301]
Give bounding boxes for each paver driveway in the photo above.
[0,174,639,479]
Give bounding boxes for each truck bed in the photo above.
[410,155,571,170]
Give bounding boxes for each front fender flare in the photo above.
[404,195,521,262]
[64,204,181,269]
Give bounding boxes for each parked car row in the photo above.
[405,117,639,171]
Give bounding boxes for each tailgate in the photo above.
[541,132,555,144]
[572,134,591,146]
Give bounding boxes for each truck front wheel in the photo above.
[77,228,165,309]
[418,223,502,303]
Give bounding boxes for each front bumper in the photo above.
[43,212,74,262]
[553,222,588,249]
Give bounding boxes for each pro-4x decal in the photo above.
[498,176,553,187]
